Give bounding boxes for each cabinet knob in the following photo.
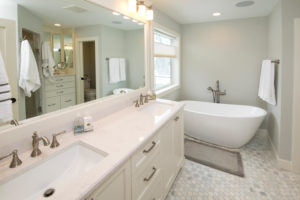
[174,116,180,121]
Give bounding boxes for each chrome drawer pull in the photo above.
[144,167,156,182]
[174,116,180,121]
[143,141,156,153]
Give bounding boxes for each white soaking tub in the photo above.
[182,101,267,148]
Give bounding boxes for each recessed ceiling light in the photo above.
[112,12,120,16]
[236,1,255,7]
[123,16,130,20]
[212,12,221,17]
[54,23,62,27]
[132,19,138,23]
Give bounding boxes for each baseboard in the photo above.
[263,129,292,171]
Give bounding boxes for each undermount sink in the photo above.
[139,102,173,117]
[0,141,107,200]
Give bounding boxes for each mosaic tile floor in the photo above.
[166,132,300,200]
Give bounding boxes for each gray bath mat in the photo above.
[184,139,244,177]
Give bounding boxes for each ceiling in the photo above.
[147,0,279,24]
[16,0,144,30]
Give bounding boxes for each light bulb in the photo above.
[128,0,137,12]
[146,9,153,20]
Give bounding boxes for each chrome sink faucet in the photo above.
[0,149,22,168]
[31,132,50,157]
[207,80,226,103]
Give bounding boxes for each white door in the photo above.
[0,18,18,120]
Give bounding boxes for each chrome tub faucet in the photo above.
[31,132,50,157]
[207,80,226,103]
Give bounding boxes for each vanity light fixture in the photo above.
[128,0,153,21]
[212,12,221,16]
[128,0,137,12]
[146,7,154,20]
[138,1,146,17]
[112,11,120,16]
[54,23,62,27]
[132,19,138,23]
[123,16,130,20]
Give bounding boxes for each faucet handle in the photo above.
[50,130,66,148]
[0,149,22,168]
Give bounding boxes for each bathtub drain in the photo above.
[43,188,55,197]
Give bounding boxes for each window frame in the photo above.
[152,23,181,97]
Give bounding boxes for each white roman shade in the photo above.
[154,43,177,58]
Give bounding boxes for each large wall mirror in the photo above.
[0,0,146,128]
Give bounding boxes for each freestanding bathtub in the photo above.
[183,101,267,149]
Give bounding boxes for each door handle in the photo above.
[81,77,87,80]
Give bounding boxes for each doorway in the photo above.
[76,37,99,104]
[82,41,96,102]
[292,18,300,173]
[22,29,41,119]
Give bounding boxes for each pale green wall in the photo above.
[125,29,145,89]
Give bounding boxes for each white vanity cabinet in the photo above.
[86,110,184,200]
[86,161,132,200]
[42,75,76,113]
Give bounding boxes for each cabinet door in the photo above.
[172,112,184,170]
[160,121,175,192]
[87,161,131,200]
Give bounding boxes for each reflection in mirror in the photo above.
[0,0,145,128]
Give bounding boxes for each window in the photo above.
[154,29,180,92]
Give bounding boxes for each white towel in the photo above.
[109,58,120,83]
[258,60,276,105]
[119,58,126,81]
[19,40,41,97]
[0,50,13,123]
[41,41,55,79]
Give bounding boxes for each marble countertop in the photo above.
[0,99,184,200]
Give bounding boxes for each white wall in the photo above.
[278,0,300,161]
[181,17,268,108]
[100,25,128,96]
[0,0,17,21]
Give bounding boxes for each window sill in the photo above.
[156,84,180,98]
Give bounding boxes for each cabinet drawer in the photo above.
[45,81,75,91]
[46,88,75,98]
[61,94,76,109]
[45,97,60,113]
[45,75,75,84]
[131,133,161,175]
[132,153,162,200]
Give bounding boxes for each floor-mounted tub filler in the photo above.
[182,101,267,148]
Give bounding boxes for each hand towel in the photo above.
[0,50,13,123]
[41,41,55,79]
[109,58,120,83]
[258,60,276,105]
[19,40,41,97]
[119,58,126,81]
